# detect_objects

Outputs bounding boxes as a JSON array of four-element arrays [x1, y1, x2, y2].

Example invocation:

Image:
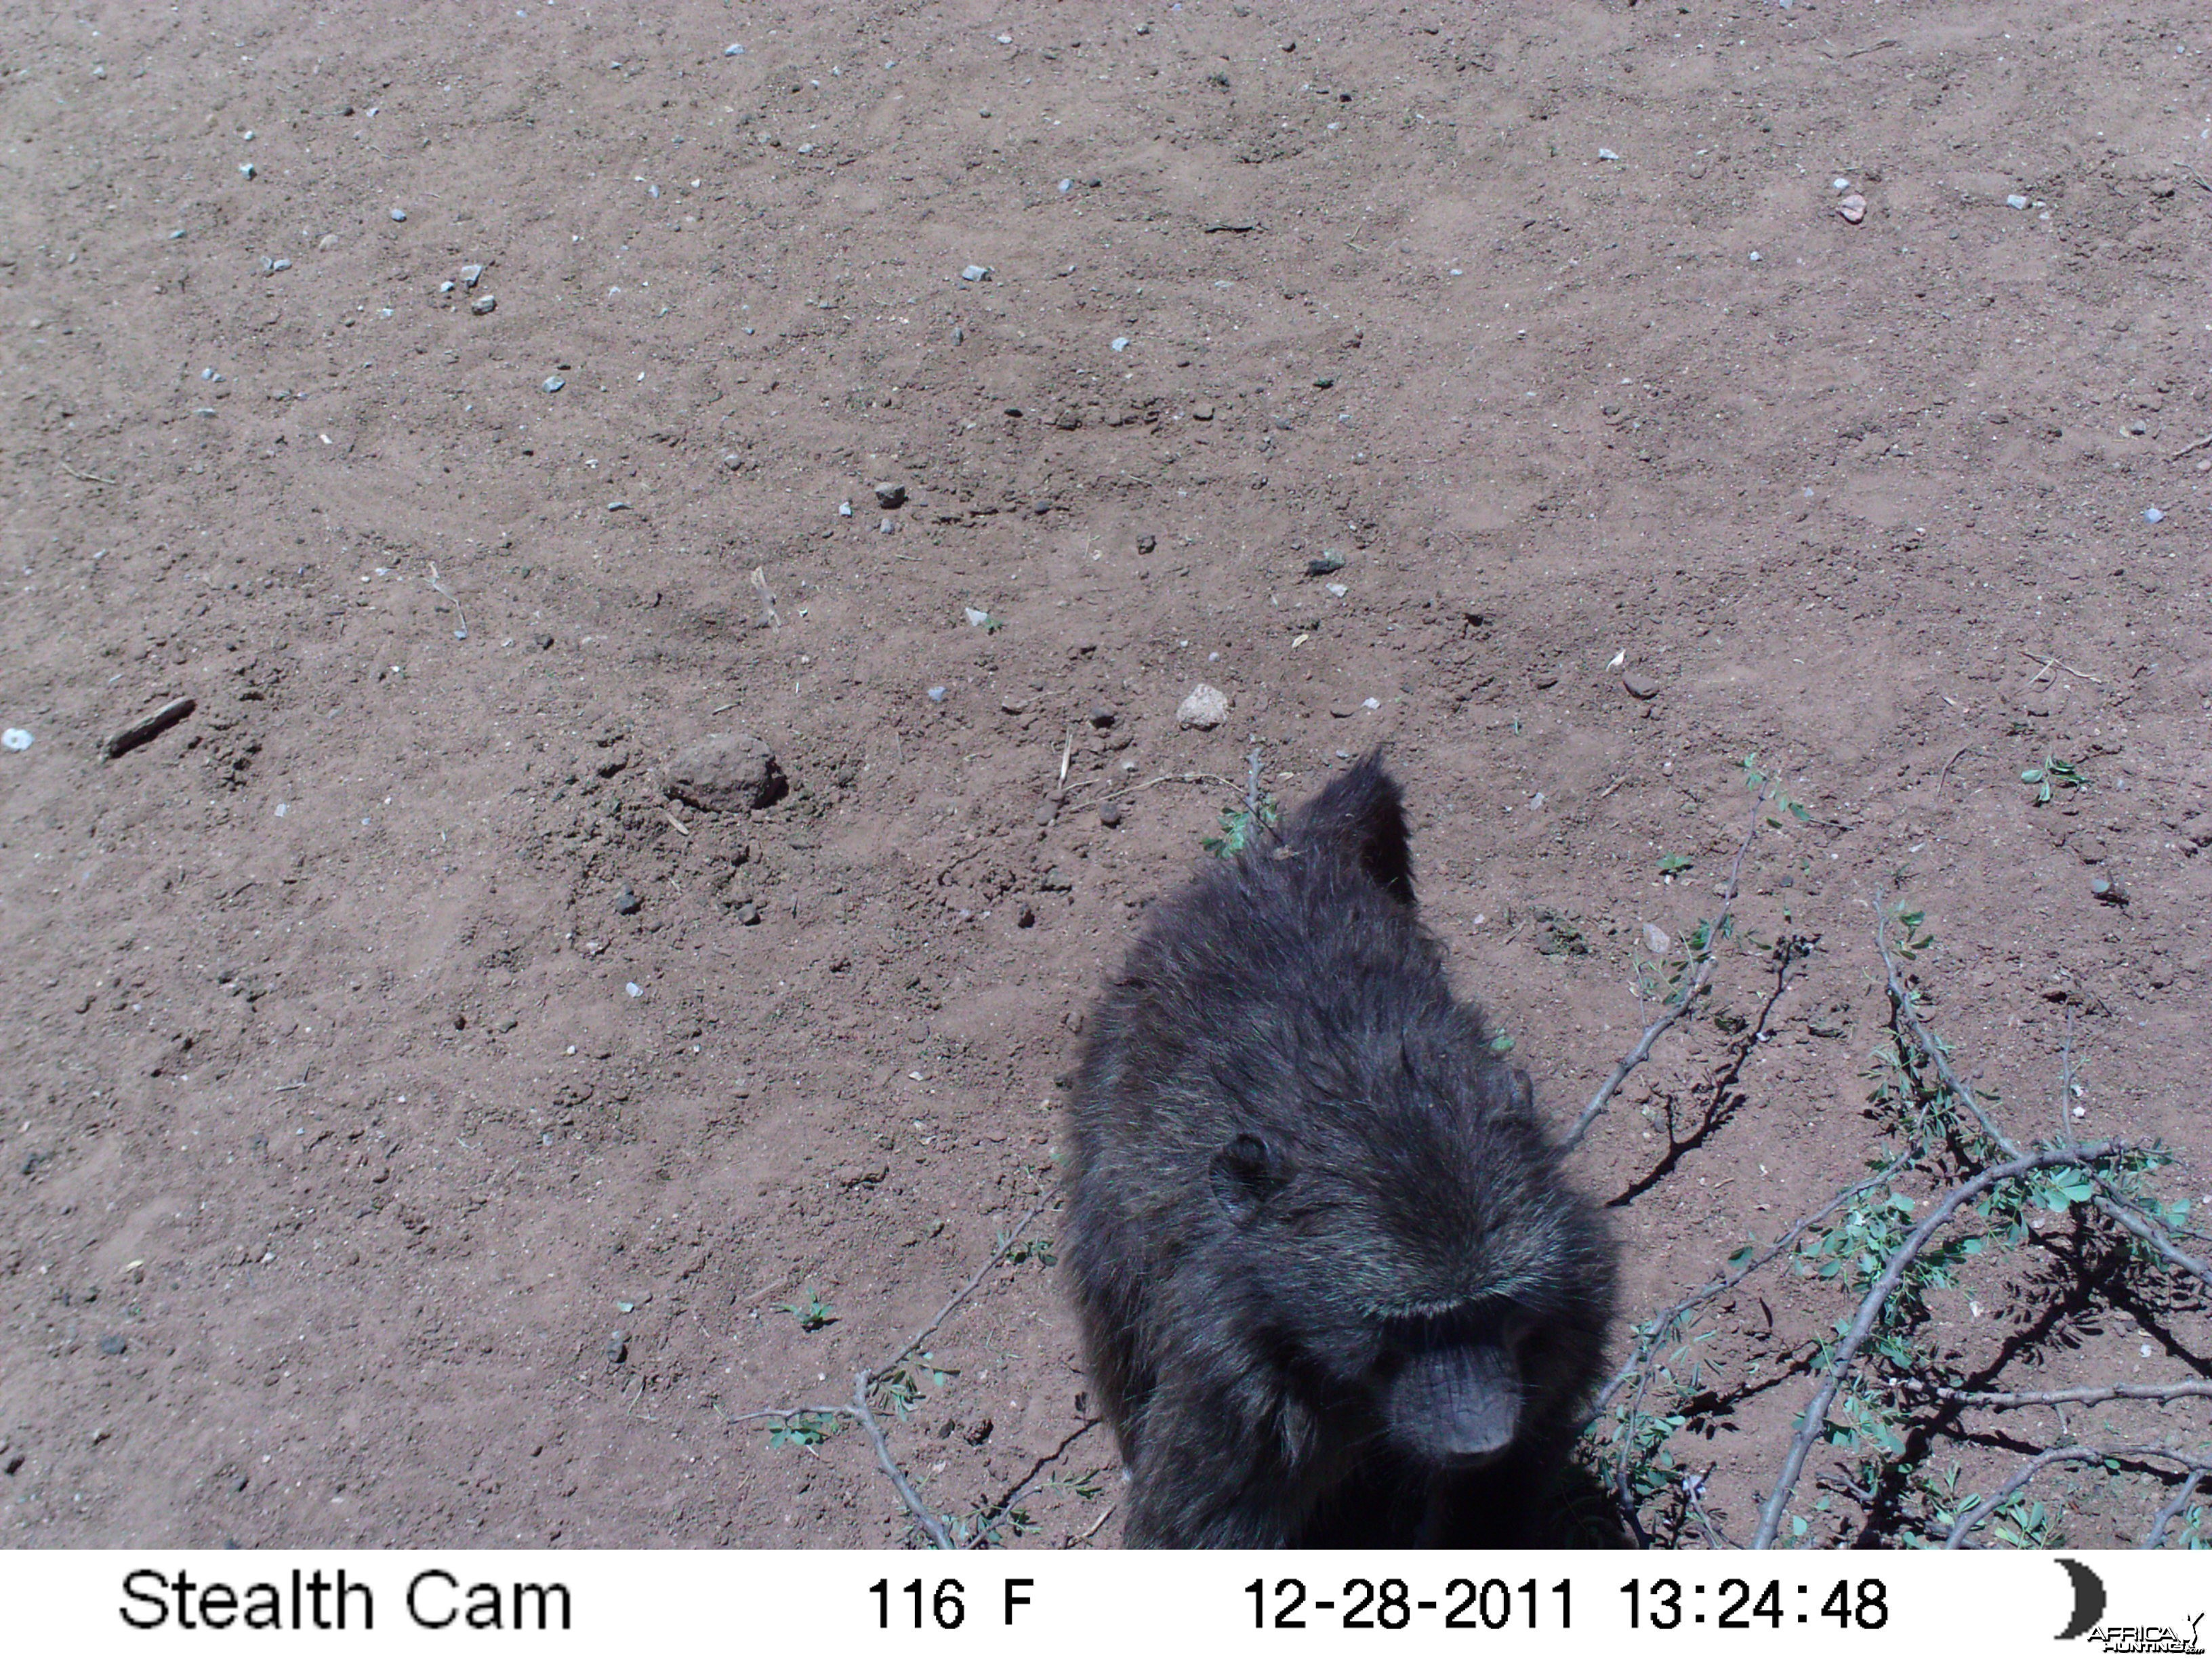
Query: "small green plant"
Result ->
[[1201, 794, 1277, 858], [1741, 753, 1814, 826], [873, 1356, 953, 1419], [998, 1230, 1057, 1268], [2021, 755, 2085, 805], [776, 1288, 837, 1332], [1488, 1031, 1516, 1055], [766, 1409, 846, 1450], [1658, 851, 1694, 878]]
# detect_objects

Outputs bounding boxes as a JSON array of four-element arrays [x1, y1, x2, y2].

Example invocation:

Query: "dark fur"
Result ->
[[1065, 756, 1613, 1548]]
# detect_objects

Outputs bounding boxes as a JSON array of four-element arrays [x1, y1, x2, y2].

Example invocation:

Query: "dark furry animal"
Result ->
[[1065, 756, 1612, 1548]]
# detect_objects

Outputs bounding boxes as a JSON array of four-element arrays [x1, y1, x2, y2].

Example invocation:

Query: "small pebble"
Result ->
[[2143, 507, 2165, 524], [614, 884, 641, 915], [874, 481, 907, 509], [1177, 683, 1229, 730], [238, 162, 255, 179], [470, 294, 496, 314], [1059, 178, 1073, 193], [462, 264, 483, 286], [964, 607, 991, 628], [1099, 802, 1123, 827], [1837, 193, 1866, 224], [2090, 876, 2128, 906], [1, 729, 31, 752], [1643, 923, 1671, 956], [1000, 696, 1029, 715], [961, 264, 991, 282], [542, 376, 565, 393], [607, 1333, 628, 1365], [1534, 671, 1559, 690], [607, 499, 629, 512], [1597, 147, 1620, 161], [724, 43, 745, 56], [1136, 534, 1156, 554], [316, 233, 339, 250], [927, 686, 947, 702], [1313, 375, 1336, 388], [625, 981, 642, 998], [737, 901, 762, 926], [1622, 671, 1661, 700], [390, 208, 408, 222], [2007, 194, 2030, 209], [1111, 336, 1130, 352], [1088, 705, 1118, 729], [99, 1335, 127, 1356], [838, 500, 853, 516]]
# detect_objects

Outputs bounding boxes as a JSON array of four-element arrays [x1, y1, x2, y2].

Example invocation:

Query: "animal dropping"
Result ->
[[1065, 756, 1612, 1547]]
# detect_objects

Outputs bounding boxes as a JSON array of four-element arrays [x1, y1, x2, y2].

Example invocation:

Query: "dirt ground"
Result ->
[[3, 0, 2209, 1550]]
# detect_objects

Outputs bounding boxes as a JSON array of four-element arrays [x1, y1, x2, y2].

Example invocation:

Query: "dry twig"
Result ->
[[1564, 787, 1766, 1153], [1902, 1378, 2212, 1412]]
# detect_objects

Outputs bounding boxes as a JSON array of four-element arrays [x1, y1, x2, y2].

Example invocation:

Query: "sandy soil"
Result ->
[[3, 0, 2209, 1549]]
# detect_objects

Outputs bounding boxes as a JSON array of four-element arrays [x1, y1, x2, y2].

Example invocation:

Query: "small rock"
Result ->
[[1087, 705, 1118, 729], [1136, 534, 1156, 554], [1305, 552, 1347, 577], [98, 1335, 127, 1356], [1837, 193, 1866, 224], [1017, 905, 1037, 928], [2144, 507, 2166, 524], [1111, 336, 1130, 352], [1035, 804, 1056, 826], [2090, 876, 2128, 906], [838, 500, 853, 516], [665, 733, 788, 813], [613, 884, 641, 915], [1597, 147, 1620, 161], [961, 264, 991, 282], [926, 686, 947, 702], [1313, 375, 1336, 388], [1191, 403, 1214, 422], [1643, 923, 1671, 956], [2006, 194, 2030, 210], [625, 981, 642, 998], [964, 607, 991, 628], [1, 729, 31, 752], [723, 42, 745, 56], [2073, 836, 2108, 865], [964, 1417, 995, 1446], [541, 375, 565, 394], [606, 1332, 628, 1366], [1000, 696, 1029, 715], [316, 234, 339, 250], [390, 207, 408, 222], [736, 901, 762, 926], [238, 162, 255, 179], [1177, 683, 1229, 730], [470, 293, 496, 315], [874, 481, 907, 510], [461, 264, 483, 286], [1533, 672, 1559, 690], [1622, 671, 1661, 700], [1099, 802, 1123, 827], [607, 499, 628, 512]]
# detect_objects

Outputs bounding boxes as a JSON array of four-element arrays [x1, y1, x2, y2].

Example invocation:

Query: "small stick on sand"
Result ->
[[104, 697, 196, 759]]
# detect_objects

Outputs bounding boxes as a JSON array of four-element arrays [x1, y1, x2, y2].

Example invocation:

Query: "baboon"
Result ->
[[1065, 756, 1612, 1548]]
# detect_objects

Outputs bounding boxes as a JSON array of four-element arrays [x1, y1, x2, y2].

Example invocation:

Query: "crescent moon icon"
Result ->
[[2055, 1557, 2106, 1642]]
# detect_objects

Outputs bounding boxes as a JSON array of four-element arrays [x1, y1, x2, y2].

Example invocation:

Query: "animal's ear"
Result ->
[[1290, 752, 1414, 904], [1208, 1132, 1294, 1224]]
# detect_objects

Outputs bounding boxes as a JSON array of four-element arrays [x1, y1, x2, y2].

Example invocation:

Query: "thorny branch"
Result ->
[[1940, 1443, 2212, 1549], [1564, 786, 1767, 1153], [1879, 931, 2209, 1290], [1899, 1378, 2212, 1412], [1751, 1145, 2127, 1549]]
